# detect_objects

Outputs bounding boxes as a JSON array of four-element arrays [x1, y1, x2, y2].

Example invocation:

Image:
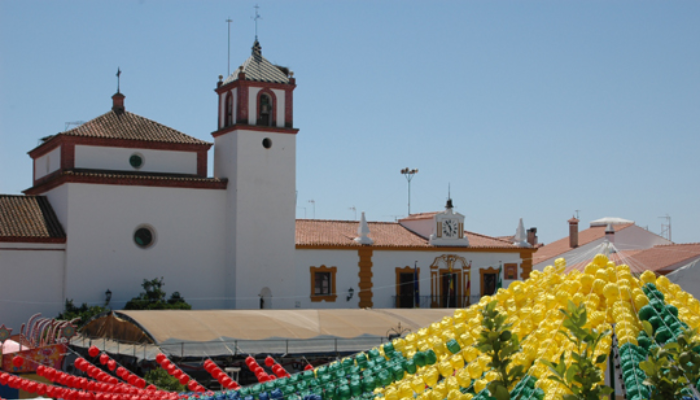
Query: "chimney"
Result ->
[[568, 217, 579, 248], [527, 227, 538, 246], [112, 92, 125, 114], [605, 223, 615, 244]]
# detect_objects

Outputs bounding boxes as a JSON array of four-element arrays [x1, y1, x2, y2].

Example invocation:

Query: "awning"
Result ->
[[75, 308, 456, 359]]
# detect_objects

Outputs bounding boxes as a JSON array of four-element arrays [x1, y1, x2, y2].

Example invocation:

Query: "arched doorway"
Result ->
[[429, 255, 471, 308]]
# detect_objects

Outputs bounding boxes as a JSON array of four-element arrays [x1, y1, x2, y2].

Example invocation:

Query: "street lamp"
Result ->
[[400, 168, 419, 216], [105, 289, 112, 307]]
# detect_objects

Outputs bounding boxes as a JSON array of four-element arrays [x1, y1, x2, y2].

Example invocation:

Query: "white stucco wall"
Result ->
[[219, 88, 238, 129], [0, 242, 66, 331], [215, 128, 297, 310], [60, 183, 227, 311], [34, 146, 61, 180], [44, 184, 69, 230], [74, 145, 198, 175], [248, 87, 261, 125], [272, 89, 285, 128], [398, 219, 432, 238], [295, 248, 526, 310], [294, 249, 361, 309]]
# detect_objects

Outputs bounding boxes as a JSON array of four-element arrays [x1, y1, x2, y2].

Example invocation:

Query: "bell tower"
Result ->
[[213, 40, 298, 310]]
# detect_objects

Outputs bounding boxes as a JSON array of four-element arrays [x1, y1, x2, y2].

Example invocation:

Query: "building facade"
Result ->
[[0, 41, 536, 330]]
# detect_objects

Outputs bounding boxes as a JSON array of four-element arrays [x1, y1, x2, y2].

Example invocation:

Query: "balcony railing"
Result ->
[[390, 295, 482, 309]]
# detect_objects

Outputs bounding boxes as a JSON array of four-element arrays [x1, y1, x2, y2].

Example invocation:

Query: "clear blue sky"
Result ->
[[1, 1, 698, 246]]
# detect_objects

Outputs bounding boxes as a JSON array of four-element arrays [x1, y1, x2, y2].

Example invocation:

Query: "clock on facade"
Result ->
[[442, 219, 459, 238]]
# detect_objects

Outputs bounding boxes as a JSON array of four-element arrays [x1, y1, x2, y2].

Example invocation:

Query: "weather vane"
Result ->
[[252, 5, 262, 41], [116, 67, 121, 93]]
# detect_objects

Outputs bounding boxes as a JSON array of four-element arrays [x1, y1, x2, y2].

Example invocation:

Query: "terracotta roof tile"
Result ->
[[296, 219, 519, 249], [533, 223, 635, 265], [52, 110, 210, 145], [398, 212, 439, 221], [615, 243, 700, 274], [0, 195, 65, 240]]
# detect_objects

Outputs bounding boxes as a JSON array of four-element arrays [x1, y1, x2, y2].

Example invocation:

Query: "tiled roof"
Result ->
[[222, 40, 291, 85], [0, 195, 65, 241], [398, 212, 439, 221], [54, 110, 210, 145], [296, 219, 520, 249], [532, 223, 635, 265], [616, 243, 700, 274]]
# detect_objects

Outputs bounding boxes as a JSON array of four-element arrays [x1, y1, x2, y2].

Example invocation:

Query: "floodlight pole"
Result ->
[[401, 168, 419, 216]]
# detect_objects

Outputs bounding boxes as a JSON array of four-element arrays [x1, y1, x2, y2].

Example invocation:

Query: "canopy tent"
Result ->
[[74, 309, 455, 359], [667, 258, 700, 300]]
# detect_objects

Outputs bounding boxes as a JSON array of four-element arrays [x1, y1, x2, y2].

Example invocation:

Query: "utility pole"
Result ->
[[401, 168, 419, 216]]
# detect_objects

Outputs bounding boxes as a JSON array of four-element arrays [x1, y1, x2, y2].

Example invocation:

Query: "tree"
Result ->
[[540, 301, 613, 400], [639, 322, 700, 399], [56, 299, 108, 327], [475, 300, 526, 400], [144, 368, 185, 392], [124, 277, 191, 310]]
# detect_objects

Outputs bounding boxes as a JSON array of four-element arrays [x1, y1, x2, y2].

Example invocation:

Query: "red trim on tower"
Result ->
[[0, 236, 67, 244], [211, 124, 299, 138], [29, 135, 211, 159], [197, 149, 208, 177], [60, 143, 75, 171], [24, 171, 228, 195], [285, 85, 294, 128], [215, 79, 296, 94], [238, 79, 249, 125]]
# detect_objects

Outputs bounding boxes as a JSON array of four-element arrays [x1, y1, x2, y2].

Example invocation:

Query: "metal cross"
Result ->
[[252, 5, 262, 41], [116, 67, 121, 93]]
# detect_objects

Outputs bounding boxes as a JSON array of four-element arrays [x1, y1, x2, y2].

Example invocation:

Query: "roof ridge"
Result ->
[[58, 109, 211, 145]]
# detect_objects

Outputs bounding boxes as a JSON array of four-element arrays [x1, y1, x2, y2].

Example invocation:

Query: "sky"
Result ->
[[1, 1, 699, 246]]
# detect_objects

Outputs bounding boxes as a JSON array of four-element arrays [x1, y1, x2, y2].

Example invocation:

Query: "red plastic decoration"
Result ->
[[178, 376, 189, 385], [204, 362, 215, 373], [304, 364, 314, 371], [107, 360, 117, 371], [99, 354, 109, 365], [264, 356, 275, 367], [88, 346, 100, 357], [12, 356, 23, 367], [244, 356, 255, 367], [155, 353, 167, 364]]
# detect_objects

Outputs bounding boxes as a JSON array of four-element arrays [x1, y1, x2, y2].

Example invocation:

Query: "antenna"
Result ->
[[252, 5, 262, 41], [226, 18, 233, 76], [659, 214, 671, 242], [308, 200, 315, 219], [64, 121, 85, 131], [575, 210, 580, 220], [448, 183, 451, 200], [349, 206, 357, 220]]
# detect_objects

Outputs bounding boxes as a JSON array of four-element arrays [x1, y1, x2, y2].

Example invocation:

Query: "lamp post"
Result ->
[[105, 289, 112, 308], [400, 168, 419, 216]]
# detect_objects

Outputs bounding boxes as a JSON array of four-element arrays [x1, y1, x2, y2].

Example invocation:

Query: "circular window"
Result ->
[[133, 226, 155, 248], [129, 153, 144, 169], [262, 138, 272, 149]]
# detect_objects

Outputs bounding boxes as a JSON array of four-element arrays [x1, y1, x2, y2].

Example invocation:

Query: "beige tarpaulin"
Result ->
[[77, 309, 456, 358]]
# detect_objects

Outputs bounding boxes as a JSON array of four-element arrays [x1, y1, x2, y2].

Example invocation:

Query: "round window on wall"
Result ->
[[129, 153, 144, 169], [134, 226, 155, 248], [262, 138, 272, 149]]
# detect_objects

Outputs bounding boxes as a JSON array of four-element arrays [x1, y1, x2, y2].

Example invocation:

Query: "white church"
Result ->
[[0, 40, 537, 330]]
